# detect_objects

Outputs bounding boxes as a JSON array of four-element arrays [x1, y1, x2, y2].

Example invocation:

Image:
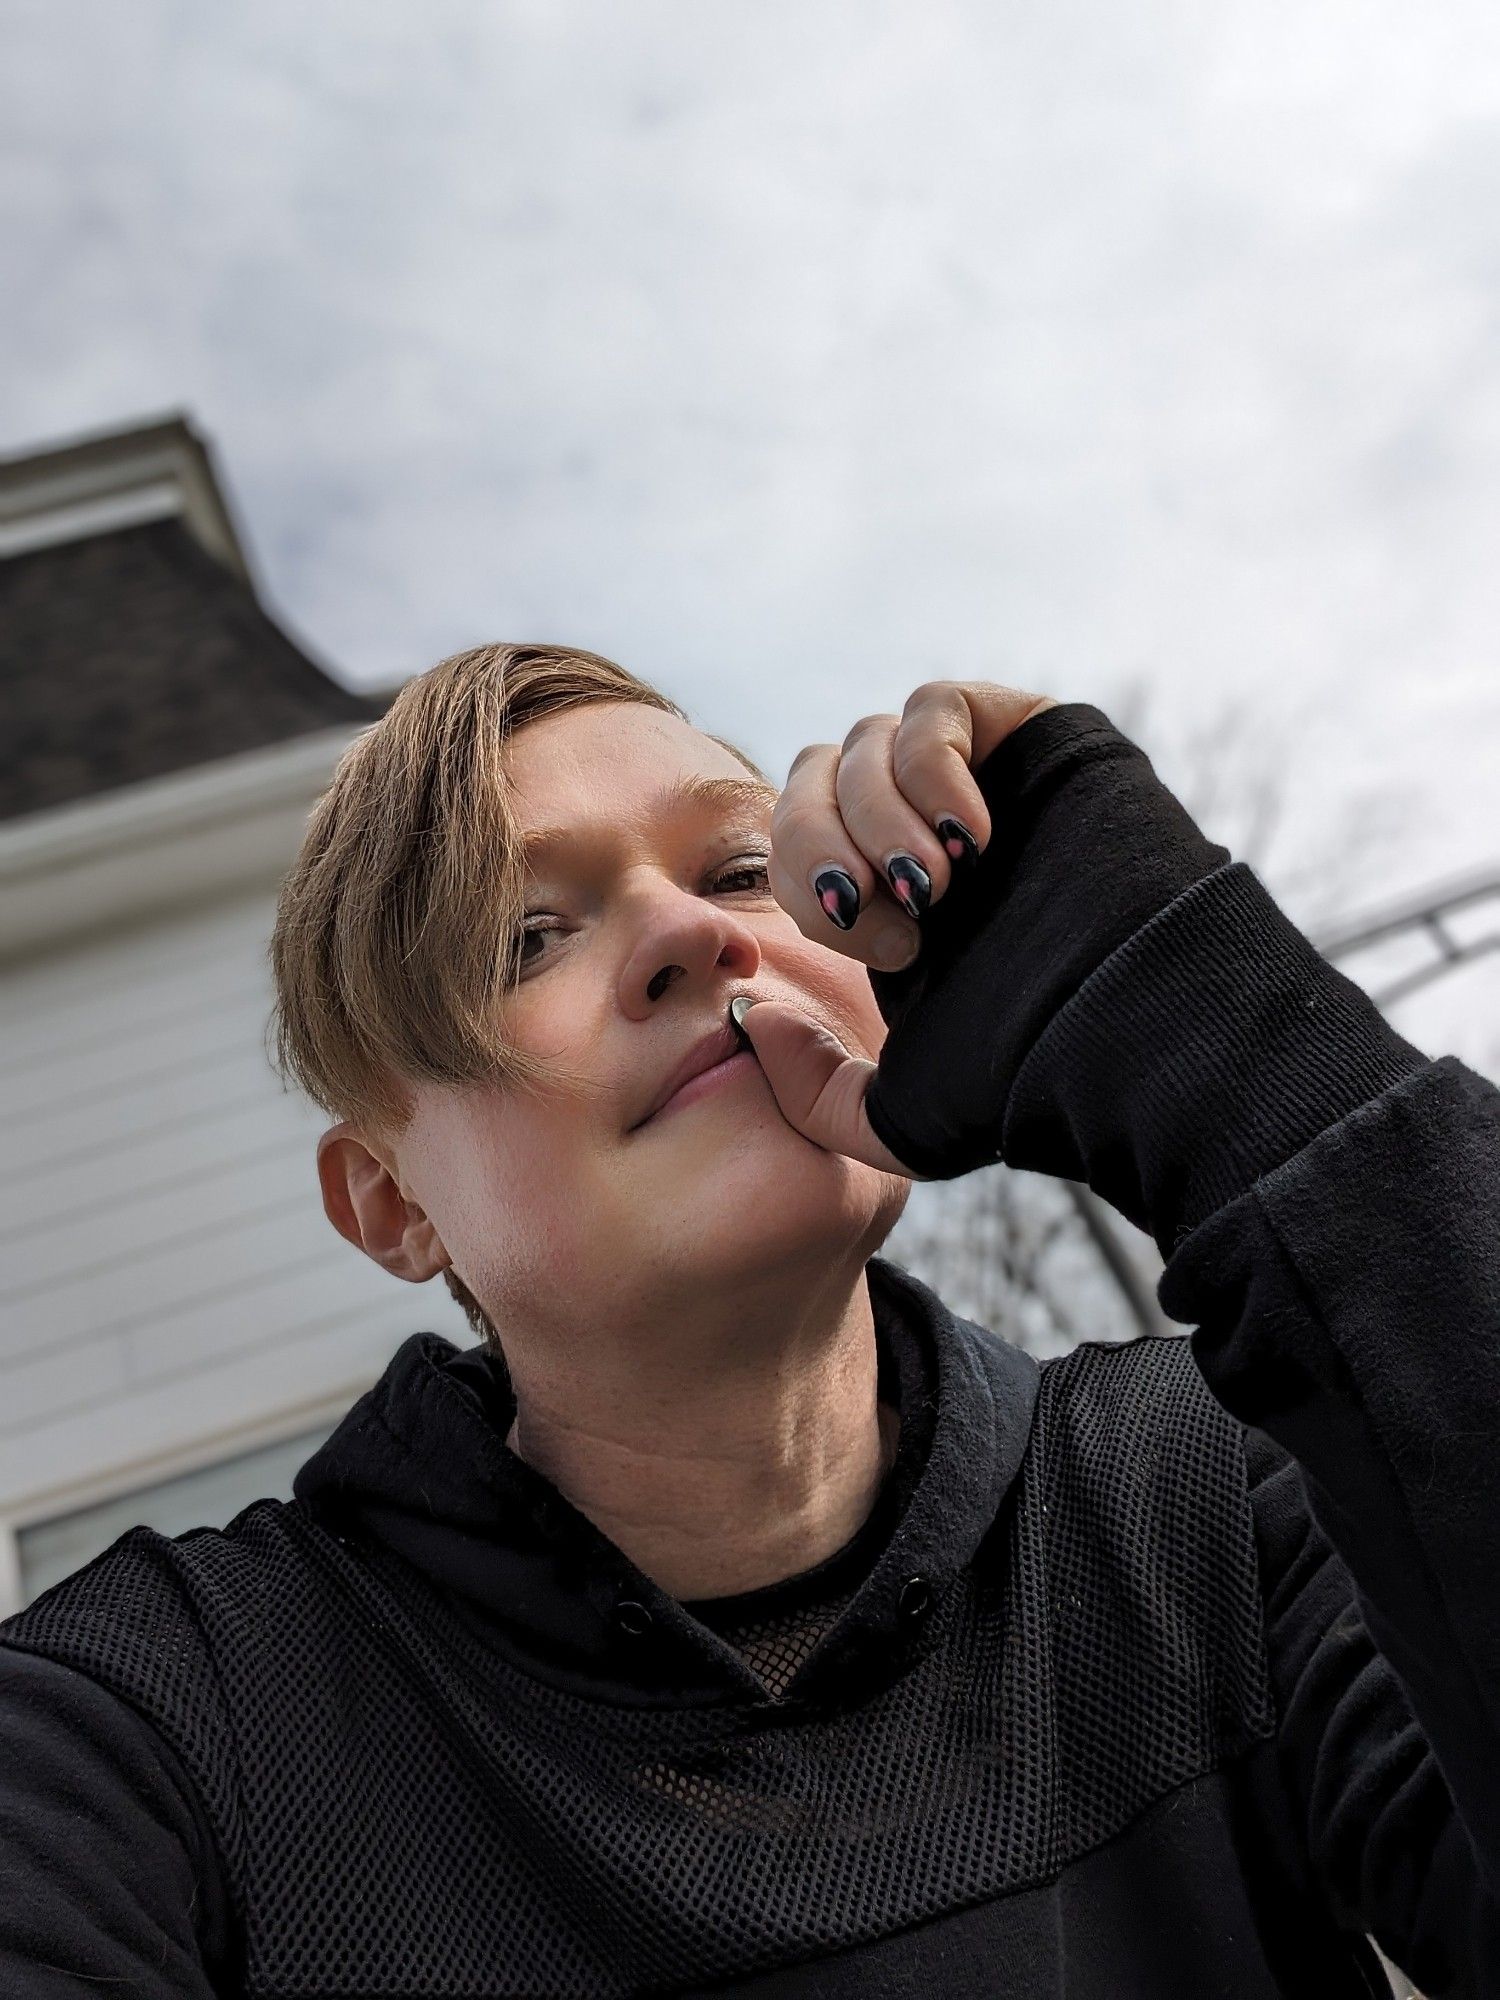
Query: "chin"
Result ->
[[640, 1145, 892, 1265]]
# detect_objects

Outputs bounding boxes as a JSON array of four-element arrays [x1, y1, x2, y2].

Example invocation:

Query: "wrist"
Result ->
[[864, 703, 1228, 1179]]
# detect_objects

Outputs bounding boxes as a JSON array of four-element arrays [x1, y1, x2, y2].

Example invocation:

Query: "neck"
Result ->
[[499, 1266, 898, 1601]]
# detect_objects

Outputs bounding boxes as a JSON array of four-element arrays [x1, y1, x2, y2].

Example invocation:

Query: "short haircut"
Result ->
[[265, 641, 773, 1344]]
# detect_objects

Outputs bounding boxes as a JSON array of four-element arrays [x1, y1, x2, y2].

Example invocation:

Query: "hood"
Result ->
[[291, 1255, 1040, 1711]]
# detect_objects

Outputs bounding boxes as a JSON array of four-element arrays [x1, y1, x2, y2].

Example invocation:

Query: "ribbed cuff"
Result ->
[[863, 702, 1230, 1182], [1000, 862, 1430, 1253]]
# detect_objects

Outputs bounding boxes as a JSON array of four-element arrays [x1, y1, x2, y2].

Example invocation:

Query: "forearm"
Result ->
[[1001, 856, 1429, 1253], [0, 1644, 233, 1995], [864, 700, 1427, 1243], [1169, 1053, 1500, 1880], [872, 702, 1500, 1884], [1246, 1425, 1500, 1997]]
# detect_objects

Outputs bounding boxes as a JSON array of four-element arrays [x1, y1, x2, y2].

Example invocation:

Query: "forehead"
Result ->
[[504, 704, 778, 858]]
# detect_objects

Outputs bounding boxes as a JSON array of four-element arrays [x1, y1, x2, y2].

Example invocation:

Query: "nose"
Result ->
[[620, 876, 764, 1016]]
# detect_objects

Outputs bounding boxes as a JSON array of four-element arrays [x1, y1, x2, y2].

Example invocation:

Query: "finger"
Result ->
[[833, 713, 954, 932], [732, 998, 930, 1179], [770, 740, 923, 973], [929, 679, 1059, 769], [888, 680, 1057, 886], [888, 682, 995, 880]]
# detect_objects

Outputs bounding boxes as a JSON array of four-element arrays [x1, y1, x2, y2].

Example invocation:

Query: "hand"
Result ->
[[734, 680, 1057, 1177]]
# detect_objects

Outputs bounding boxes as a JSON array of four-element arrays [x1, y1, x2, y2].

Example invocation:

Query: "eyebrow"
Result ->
[[520, 774, 782, 862]]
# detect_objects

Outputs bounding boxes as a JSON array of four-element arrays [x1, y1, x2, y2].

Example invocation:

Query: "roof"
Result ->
[[0, 415, 386, 823]]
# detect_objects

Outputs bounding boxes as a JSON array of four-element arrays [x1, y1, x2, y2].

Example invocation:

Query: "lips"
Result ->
[[632, 1021, 745, 1130]]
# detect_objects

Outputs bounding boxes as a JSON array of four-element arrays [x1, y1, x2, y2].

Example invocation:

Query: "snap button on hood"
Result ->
[[291, 1255, 1039, 1710], [898, 1575, 932, 1622]]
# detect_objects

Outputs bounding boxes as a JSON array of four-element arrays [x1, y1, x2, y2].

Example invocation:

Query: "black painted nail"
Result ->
[[886, 853, 931, 918], [813, 866, 861, 931], [936, 817, 979, 868]]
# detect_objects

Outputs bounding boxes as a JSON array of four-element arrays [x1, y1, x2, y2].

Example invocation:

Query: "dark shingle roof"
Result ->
[[1, 516, 385, 822]]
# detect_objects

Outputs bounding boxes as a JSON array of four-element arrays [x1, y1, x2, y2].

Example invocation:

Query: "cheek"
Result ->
[[433, 1109, 593, 1281]]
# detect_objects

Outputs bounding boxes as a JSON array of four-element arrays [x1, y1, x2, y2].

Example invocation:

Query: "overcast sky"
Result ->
[[4, 0, 1499, 1061]]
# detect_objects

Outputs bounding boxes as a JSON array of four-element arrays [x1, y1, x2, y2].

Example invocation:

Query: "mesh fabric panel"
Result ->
[[0, 1334, 1275, 1999], [699, 1593, 855, 1703]]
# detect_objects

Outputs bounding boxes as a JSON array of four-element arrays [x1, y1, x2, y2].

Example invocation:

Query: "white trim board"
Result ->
[[0, 1371, 377, 1621], [0, 726, 368, 962]]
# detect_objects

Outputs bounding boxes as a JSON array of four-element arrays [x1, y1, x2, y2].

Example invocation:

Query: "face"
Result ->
[[321, 701, 911, 1353]]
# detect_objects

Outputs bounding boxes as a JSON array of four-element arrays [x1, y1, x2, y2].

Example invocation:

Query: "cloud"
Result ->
[[3, 0, 1499, 1042]]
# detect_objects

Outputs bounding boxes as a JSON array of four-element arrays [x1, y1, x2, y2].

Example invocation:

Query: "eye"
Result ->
[[712, 858, 773, 894], [513, 853, 773, 970]]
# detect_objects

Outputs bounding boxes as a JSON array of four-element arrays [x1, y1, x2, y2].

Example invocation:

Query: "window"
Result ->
[[15, 1423, 335, 1610]]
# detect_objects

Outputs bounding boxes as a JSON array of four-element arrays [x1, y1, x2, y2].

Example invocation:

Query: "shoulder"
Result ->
[[1033, 1325, 1248, 1485], [0, 1496, 335, 1840], [1022, 1332, 1275, 1761], [1, 1495, 329, 1669], [1027, 1331, 1260, 1598]]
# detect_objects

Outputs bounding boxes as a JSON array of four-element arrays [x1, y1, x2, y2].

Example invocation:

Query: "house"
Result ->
[[0, 414, 473, 1617]]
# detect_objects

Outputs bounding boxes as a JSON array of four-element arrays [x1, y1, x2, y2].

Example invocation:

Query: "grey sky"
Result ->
[[4, 0, 1499, 1058]]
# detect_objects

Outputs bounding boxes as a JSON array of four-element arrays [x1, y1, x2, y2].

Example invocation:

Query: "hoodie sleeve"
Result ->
[[0, 1643, 234, 1996], [1244, 1424, 1500, 1997], [863, 703, 1500, 1990]]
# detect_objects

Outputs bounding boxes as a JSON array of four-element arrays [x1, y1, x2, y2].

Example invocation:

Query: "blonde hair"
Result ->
[[265, 642, 774, 1344]]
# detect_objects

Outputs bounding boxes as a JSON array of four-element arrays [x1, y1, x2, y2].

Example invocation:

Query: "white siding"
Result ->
[[0, 883, 474, 1552]]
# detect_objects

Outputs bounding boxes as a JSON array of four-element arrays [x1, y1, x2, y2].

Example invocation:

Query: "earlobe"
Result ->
[[315, 1124, 451, 1283], [399, 1213, 453, 1284]]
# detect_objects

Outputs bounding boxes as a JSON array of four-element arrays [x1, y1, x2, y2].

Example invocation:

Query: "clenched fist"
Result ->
[[767, 682, 1057, 974], [732, 681, 1058, 1179]]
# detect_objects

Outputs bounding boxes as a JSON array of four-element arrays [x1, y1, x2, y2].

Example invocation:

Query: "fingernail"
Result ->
[[729, 995, 757, 1035], [813, 866, 861, 931], [936, 817, 979, 868], [886, 853, 931, 918], [875, 927, 918, 971]]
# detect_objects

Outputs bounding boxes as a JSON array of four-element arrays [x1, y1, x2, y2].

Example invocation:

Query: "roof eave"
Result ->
[[0, 723, 370, 963], [0, 413, 254, 583]]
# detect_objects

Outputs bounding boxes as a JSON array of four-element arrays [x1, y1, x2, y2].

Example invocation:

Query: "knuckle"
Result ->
[[902, 679, 957, 713], [839, 712, 894, 754], [769, 797, 825, 850], [786, 742, 834, 781], [890, 730, 951, 787], [836, 756, 880, 836], [987, 681, 1049, 720]]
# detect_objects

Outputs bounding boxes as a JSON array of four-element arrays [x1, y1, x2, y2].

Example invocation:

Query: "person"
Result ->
[[1, 640, 1494, 1997]]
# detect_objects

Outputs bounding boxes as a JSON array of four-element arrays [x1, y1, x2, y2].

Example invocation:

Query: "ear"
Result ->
[[316, 1122, 452, 1284]]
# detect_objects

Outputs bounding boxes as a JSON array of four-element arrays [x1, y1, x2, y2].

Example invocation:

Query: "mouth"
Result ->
[[631, 1047, 759, 1130], [632, 1024, 764, 1136]]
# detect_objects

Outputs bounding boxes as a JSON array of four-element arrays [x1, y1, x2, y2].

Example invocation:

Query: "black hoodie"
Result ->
[[2, 705, 1497, 1998]]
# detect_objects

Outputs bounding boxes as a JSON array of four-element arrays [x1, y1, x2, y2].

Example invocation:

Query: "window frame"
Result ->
[[0, 1381, 373, 1619]]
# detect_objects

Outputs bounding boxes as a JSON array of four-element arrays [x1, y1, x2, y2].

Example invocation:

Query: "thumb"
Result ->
[[731, 998, 923, 1179]]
